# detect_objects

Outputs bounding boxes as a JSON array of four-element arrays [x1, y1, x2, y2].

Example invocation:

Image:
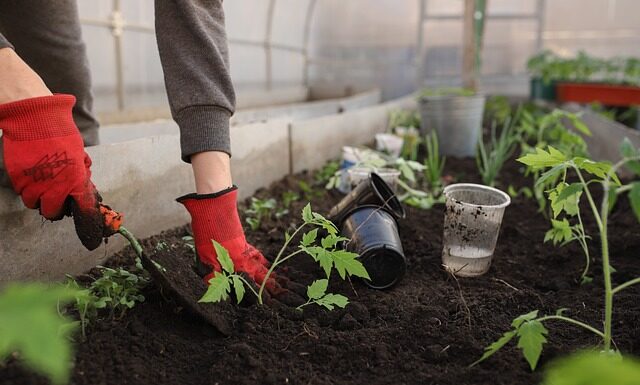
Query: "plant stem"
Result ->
[[612, 277, 640, 295], [235, 275, 261, 299], [600, 181, 613, 351], [537, 315, 604, 338], [257, 224, 307, 304], [575, 209, 591, 280], [118, 227, 143, 258]]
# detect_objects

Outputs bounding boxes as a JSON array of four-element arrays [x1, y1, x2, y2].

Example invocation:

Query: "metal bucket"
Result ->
[[418, 94, 486, 157]]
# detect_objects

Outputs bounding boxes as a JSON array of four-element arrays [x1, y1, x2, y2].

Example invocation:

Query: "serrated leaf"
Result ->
[[331, 250, 370, 280], [212, 240, 234, 273], [629, 182, 640, 223], [575, 158, 621, 185], [518, 147, 567, 169], [302, 203, 313, 222], [470, 330, 517, 367], [231, 275, 245, 304], [556, 183, 583, 203], [516, 320, 548, 370], [307, 279, 328, 300], [303, 246, 334, 277], [301, 229, 318, 247], [316, 293, 349, 310], [199, 272, 231, 303], [512, 310, 539, 328], [536, 164, 566, 187]]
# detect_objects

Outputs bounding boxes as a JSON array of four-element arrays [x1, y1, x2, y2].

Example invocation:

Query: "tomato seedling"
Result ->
[[200, 203, 370, 307], [473, 139, 640, 370]]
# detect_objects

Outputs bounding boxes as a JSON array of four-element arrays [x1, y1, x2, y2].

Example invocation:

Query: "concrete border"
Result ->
[[0, 93, 412, 282]]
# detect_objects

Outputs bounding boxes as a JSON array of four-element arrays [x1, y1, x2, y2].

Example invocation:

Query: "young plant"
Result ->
[[90, 264, 149, 319], [423, 130, 446, 195], [245, 197, 277, 230], [0, 283, 81, 385], [60, 276, 102, 339], [542, 351, 640, 385], [315, 160, 340, 187], [473, 140, 640, 370], [476, 112, 520, 187], [282, 191, 300, 209], [388, 109, 420, 130], [200, 204, 370, 306]]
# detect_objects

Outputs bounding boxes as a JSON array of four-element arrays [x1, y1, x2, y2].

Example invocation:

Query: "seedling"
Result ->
[[423, 130, 446, 196], [477, 111, 520, 187], [542, 351, 640, 385], [484, 95, 512, 125], [282, 191, 300, 209], [0, 283, 81, 385], [315, 160, 340, 186], [296, 279, 348, 311], [200, 204, 370, 306], [60, 277, 101, 339], [245, 197, 277, 230], [388, 109, 420, 130], [90, 264, 149, 319], [473, 140, 640, 370]]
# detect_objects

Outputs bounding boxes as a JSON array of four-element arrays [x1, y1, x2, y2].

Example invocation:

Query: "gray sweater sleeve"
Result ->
[[154, 0, 236, 162]]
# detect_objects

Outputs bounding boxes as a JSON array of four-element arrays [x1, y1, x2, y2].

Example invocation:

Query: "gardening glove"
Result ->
[[0, 94, 107, 250], [177, 187, 283, 294]]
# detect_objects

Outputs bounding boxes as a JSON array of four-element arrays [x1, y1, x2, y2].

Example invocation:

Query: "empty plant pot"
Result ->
[[341, 206, 406, 289], [418, 94, 486, 157], [441, 183, 510, 277], [328, 172, 405, 226], [375, 133, 404, 157], [348, 167, 401, 191]]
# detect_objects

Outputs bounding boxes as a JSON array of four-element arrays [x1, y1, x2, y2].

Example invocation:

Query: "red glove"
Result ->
[[177, 187, 275, 287], [0, 94, 106, 250]]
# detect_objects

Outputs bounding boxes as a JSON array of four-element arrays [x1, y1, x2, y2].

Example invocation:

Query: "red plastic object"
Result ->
[[556, 82, 640, 107]]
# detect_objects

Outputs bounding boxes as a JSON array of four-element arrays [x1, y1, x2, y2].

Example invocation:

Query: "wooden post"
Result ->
[[462, 0, 487, 91], [462, 0, 477, 90]]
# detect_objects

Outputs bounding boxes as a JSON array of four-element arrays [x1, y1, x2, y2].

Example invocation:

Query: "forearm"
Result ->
[[0, 48, 52, 105], [154, 0, 236, 162]]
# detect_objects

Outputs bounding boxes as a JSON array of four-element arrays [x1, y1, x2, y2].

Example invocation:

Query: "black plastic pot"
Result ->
[[328, 172, 405, 226], [341, 206, 406, 290]]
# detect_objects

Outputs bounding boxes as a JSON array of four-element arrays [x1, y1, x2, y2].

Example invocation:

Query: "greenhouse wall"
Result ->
[[76, 0, 640, 117]]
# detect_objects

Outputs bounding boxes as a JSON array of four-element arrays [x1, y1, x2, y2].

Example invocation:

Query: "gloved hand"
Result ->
[[0, 94, 106, 250], [177, 187, 281, 292]]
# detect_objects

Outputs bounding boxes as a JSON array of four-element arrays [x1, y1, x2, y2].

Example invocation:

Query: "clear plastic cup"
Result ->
[[375, 133, 404, 157], [441, 183, 511, 277], [348, 167, 401, 191]]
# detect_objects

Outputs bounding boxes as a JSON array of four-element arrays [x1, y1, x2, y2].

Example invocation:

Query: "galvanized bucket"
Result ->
[[418, 94, 486, 157]]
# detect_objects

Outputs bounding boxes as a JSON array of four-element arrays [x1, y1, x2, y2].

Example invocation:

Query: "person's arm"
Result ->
[[155, 1, 281, 290], [155, 0, 235, 193]]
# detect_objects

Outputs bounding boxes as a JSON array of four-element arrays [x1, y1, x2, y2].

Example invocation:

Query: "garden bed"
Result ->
[[3, 156, 640, 385]]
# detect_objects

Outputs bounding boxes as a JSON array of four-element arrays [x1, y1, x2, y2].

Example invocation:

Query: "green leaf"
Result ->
[[536, 164, 566, 187], [231, 275, 245, 304], [545, 219, 573, 245], [307, 279, 328, 300], [542, 351, 640, 385], [548, 184, 581, 218], [608, 184, 619, 213], [517, 320, 548, 370], [302, 246, 334, 277], [628, 182, 640, 223], [575, 158, 621, 185], [556, 183, 583, 203], [212, 240, 234, 273], [518, 146, 567, 169], [331, 250, 370, 280], [512, 310, 539, 328], [302, 203, 313, 223], [470, 330, 517, 367], [566, 114, 591, 136], [315, 293, 349, 310], [199, 272, 231, 303], [320, 234, 348, 249], [301, 229, 318, 247], [620, 138, 640, 175], [0, 284, 79, 385]]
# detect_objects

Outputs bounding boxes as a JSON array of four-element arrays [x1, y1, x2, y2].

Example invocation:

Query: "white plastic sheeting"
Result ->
[[73, 0, 640, 113]]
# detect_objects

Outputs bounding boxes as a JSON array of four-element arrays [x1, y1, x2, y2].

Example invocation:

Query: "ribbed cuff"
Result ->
[[0, 94, 77, 141], [175, 105, 232, 163]]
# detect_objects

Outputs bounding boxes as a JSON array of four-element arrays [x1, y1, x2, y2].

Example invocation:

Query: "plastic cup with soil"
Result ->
[[375, 133, 404, 157], [341, 205, 406, 289], [348, 167, 400, 191], [328, 172, 405, 226], [441, 183, 510, 277]]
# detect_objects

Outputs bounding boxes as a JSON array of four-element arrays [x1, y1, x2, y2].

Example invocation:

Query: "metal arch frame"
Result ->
[[80, 0, 319, 112]]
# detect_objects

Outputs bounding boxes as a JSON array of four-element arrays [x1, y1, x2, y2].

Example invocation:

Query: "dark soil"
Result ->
[[3, 157, 640, 385]]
